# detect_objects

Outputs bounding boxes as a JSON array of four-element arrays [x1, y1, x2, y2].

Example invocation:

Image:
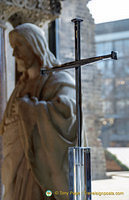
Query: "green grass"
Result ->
[[105, 149, 129, 171]]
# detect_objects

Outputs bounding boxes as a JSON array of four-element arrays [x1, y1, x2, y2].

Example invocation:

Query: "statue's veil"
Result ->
[[9, 23, 60, 69]]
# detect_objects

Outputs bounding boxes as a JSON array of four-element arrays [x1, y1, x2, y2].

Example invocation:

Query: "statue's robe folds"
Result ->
[[0, 71, 77, 200]]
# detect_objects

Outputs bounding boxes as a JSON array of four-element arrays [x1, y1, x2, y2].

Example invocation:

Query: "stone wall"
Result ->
[[59, 0, 106, 180], [5, 22, 15, 100]]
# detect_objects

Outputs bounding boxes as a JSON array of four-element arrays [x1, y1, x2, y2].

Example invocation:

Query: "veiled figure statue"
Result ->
[[0, 23, 77, 200]]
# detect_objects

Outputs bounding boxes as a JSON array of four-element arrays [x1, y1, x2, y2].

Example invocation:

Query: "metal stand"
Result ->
[[68, 147, 91, 200], [68, 19, 91, 200], [40, 18, 117, 200]]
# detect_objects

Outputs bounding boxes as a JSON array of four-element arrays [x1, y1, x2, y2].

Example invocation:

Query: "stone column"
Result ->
[[0, 22, 7, 200]]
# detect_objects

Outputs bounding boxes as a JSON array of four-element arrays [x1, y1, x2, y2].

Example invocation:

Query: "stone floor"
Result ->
[[92, 171, 129, 200]]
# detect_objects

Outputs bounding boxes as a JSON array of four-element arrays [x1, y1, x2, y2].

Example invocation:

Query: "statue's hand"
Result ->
[[20, 95, 38, 104], [11, 94, 38, 115], [20, 94, 32, 104]]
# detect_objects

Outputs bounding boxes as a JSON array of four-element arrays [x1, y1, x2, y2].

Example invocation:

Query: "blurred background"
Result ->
[[88, 1, 129, 199]]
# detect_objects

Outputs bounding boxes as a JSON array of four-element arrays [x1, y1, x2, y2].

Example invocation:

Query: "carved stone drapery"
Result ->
[[0, 0, 62, 27]]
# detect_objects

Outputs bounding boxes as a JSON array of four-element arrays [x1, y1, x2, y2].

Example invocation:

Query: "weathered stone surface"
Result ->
[[0, 0, 62, 27]]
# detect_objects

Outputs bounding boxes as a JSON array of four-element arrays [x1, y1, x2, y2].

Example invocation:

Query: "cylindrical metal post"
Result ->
[[72, 18, 83, 147]]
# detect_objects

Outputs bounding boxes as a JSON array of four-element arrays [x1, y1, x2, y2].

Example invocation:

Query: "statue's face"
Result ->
[[9, 31, 39, 72]]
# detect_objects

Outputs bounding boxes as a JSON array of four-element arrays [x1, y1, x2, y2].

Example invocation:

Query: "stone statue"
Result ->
[[0, 23, 77, 200]]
